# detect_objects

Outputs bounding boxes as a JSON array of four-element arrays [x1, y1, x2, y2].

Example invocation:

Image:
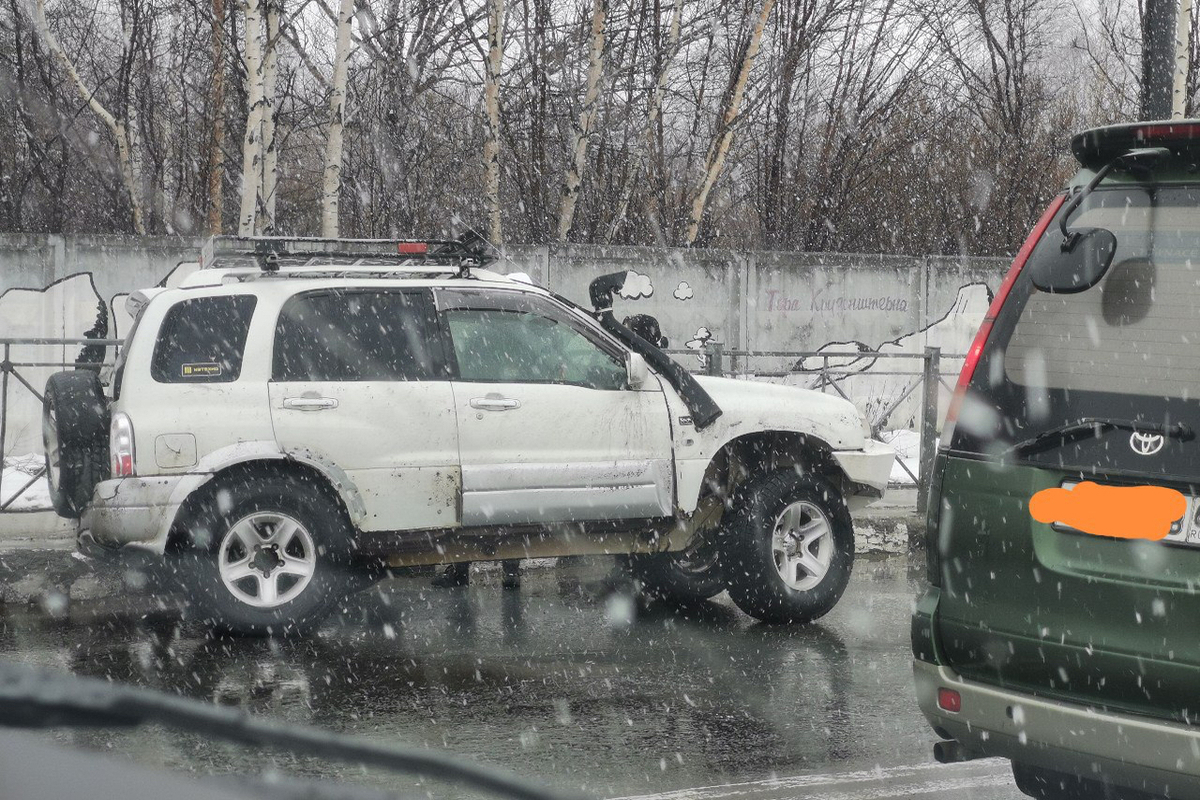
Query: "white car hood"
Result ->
[[691, 375, 866, 450]]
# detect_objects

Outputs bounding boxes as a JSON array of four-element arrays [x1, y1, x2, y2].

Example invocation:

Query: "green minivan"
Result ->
[[913, 120, 1200, 800]]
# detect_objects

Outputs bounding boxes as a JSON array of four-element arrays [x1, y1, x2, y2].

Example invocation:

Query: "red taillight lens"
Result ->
[[937, 687, 962, 713], [398, 242, 428, 254], [110, 412, 136, 478], [940, 193, 1067, 448]]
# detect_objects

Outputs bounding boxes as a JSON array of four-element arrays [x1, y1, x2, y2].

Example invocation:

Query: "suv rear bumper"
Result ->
[[80, 476, 192, 553], [914, 659, 1200, 797]]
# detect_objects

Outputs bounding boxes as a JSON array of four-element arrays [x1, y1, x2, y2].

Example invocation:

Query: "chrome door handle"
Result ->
[[282, 397, 339, 411], [470, 396, 521, 411]]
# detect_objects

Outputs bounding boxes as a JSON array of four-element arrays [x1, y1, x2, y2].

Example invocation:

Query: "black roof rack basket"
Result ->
[[199, 233, 497, 274]]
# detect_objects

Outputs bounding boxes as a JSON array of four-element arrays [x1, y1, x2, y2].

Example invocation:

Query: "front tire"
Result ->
[[177, 473, 355, 636], [721, 471, 854, 624]]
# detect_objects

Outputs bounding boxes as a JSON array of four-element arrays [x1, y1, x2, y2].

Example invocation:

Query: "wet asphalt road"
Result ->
[[0, 554, 1024, 800]]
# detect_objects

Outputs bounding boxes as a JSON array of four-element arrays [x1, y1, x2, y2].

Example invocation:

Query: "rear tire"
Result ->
[[42, 370, 109, 518], [1011, 762, 1161, 800], [176, 472, 356, 636], [720, 471, 854, 624], [632, 540, 725, 603]]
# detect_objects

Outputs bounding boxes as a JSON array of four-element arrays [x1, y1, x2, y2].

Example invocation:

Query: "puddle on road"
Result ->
[[0, 555, 928, 799]]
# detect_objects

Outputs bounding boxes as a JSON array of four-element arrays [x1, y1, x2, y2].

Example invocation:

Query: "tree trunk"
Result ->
[[206, 0, 227, 234], [483, 0, 505, 244], [238, 0, 266, 236], [685, 0, 776, 246], [32, 0, 146, 234], [1142, 0, 1177, 119], [556, 0, 607, 242], [1174, 0, 1194, 117], [320, 0, 355, 238], [260, 0, 281, 232], [641, 0, 683, 244]]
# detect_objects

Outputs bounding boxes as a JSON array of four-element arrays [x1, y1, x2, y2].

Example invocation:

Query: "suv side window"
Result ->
[[440, 292, 626, 390], [151, 295, 257, 383], [273, 290, 440, 381]]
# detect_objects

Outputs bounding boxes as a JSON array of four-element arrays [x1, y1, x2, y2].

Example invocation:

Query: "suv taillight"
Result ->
[[110, 412, 136, 477], [939, 193, 1067, 450]]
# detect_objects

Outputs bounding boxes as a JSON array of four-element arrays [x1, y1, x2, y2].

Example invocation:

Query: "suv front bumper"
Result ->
[[914, 659, 1200, 797], [80, 476, 194, 553]]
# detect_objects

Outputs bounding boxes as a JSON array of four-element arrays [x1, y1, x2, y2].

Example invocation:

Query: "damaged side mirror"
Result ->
[[626, 352, 649, 390]]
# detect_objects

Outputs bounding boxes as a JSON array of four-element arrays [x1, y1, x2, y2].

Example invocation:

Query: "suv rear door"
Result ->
[[437, 288, 674, 527], [935, 184, 1200, 722], [268, 288, 460, 532]]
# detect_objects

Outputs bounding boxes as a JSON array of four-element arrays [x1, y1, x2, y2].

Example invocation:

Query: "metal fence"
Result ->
[[687, 342, 962, 511], [1, 337, 958, 515], [0, 337, 121, 512]]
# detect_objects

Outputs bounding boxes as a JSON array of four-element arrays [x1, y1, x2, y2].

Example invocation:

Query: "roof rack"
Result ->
[[199, 232, 496, 277]]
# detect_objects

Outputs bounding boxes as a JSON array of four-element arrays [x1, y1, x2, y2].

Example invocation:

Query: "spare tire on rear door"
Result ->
[[42, 370, 109, 519]]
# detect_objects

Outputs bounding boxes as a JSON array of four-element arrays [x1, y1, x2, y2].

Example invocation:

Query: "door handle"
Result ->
[[470, 396, 521, 411], [282, 397, 339, 411]]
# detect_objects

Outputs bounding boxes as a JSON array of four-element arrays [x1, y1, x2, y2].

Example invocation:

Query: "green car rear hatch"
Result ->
[[931, 122, 1200, 724]]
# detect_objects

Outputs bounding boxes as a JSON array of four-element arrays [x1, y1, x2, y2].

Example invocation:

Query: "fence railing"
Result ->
[[675, 342, 963, 512], [0, 338, 121, 512], [1, 337, 959, 515]]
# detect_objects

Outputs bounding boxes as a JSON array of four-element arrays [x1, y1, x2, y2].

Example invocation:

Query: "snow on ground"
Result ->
[[879, 429, 920, 485], [1, 454, 52, 510]]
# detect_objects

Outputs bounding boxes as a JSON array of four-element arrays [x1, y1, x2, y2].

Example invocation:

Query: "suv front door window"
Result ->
[[446, 307, 627, 390], [438, 289, 674, 527]]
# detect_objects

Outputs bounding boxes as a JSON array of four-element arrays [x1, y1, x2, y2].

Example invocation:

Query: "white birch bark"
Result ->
[[32, 0, 146, 234], [685, 0, 775, 245], [483, 0, 505, 244], [556, 0, 607, 242], [1174, 0, 1194, 117], [238, 0, 266, 236], [260, 0, 281, 231], [319, 0, 355, 238]]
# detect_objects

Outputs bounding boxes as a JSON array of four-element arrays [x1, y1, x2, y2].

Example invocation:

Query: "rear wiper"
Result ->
[[1004, 417, 1194, 457], [0, 660, 573, 800]]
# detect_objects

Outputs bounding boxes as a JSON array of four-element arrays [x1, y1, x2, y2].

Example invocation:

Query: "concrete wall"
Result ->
[[0, 234, 1008, 457]]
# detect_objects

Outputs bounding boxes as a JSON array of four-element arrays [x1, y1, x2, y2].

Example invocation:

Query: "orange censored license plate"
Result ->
[[1030, 481, 1188, 541]]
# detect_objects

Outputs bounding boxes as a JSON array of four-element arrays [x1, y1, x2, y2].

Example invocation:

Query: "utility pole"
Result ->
[[1174, 0, 1194, 117], [1143, 0, 1179, 119]]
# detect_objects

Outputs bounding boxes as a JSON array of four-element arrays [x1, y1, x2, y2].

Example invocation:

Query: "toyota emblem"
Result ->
[[1130, 432, 1166, 456]]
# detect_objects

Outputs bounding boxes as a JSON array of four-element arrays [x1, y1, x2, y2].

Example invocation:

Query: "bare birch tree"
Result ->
[[319, 0, 354, 237], [483, 0, 505, 244], [260, 0, 282, 232], [31, 0, 146, 233], [238, 0, 266, 236], [685, 0, 775, 245], [556, 0, 608, 242]]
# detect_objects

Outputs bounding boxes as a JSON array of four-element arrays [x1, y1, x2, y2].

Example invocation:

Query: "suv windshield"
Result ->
[[953, 185, 1200, 477]]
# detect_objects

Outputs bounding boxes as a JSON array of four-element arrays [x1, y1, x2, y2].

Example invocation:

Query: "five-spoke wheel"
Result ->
[[178, 471, 355, 636]]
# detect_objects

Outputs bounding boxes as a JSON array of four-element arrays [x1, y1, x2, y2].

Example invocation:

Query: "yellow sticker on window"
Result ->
[[181, 362, 222, 377]]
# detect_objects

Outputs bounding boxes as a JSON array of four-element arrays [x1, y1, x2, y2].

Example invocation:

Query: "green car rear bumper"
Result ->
[[914, 658, 1200, 797]]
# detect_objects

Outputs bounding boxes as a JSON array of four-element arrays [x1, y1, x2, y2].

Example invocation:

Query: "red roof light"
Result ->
[[398, 242, 428, 255]]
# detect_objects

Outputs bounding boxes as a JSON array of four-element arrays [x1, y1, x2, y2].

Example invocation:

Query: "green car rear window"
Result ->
[[954, 186, 1200, 476]]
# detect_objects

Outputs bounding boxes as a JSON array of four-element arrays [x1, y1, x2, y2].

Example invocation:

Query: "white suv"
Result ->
[[42, 237, 893, 635]]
